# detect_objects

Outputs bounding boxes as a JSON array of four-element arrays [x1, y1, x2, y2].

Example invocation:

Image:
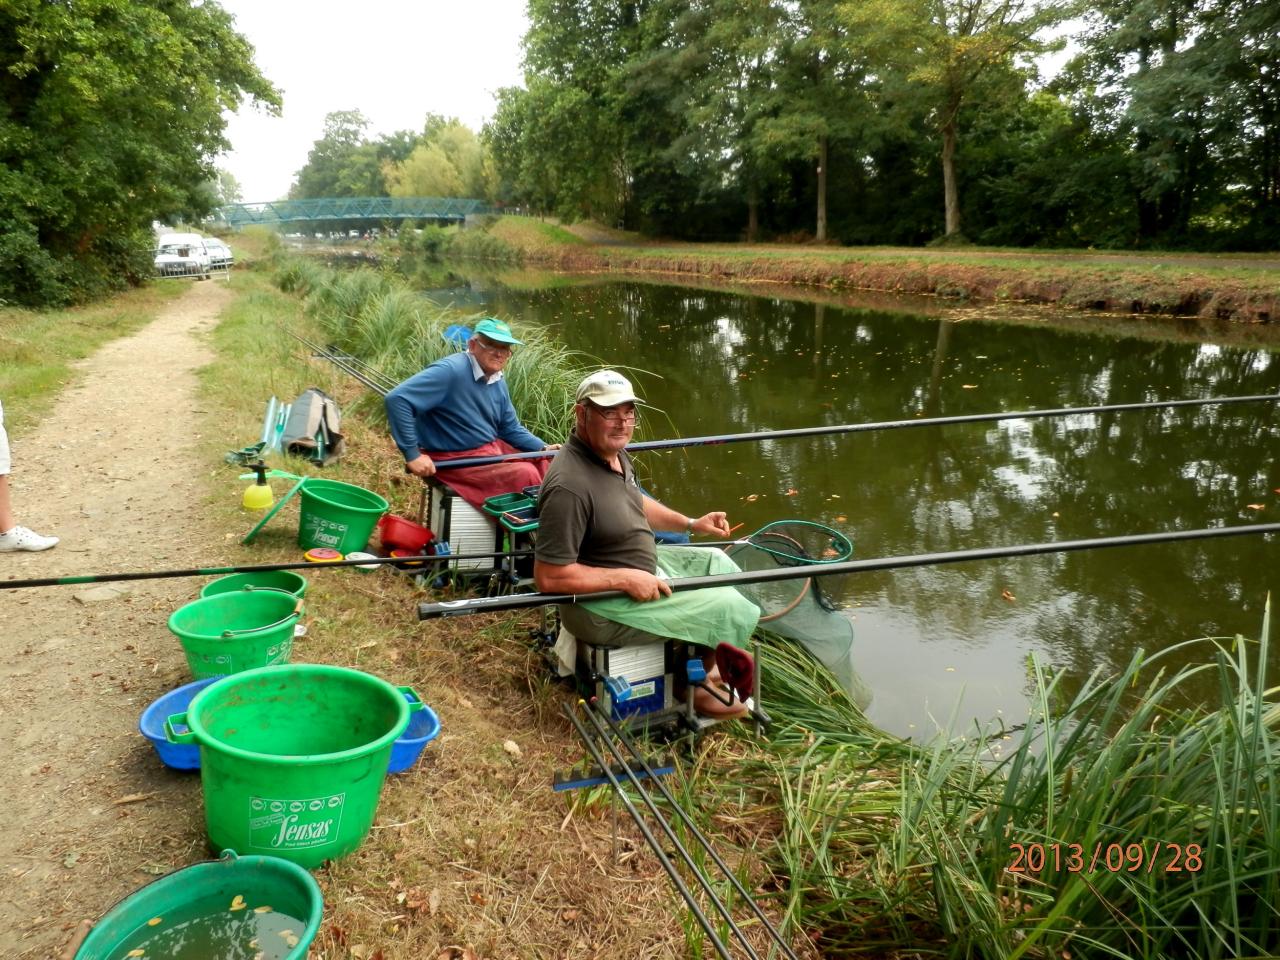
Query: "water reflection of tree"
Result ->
[[500, 281, 1280, 718]]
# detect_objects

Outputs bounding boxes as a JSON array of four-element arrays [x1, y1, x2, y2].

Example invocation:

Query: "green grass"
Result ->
[[387, 216, 1279, 321], [708, 618, 1280, 959]]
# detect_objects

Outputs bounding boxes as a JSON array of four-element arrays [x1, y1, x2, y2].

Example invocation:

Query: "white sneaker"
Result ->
[[0, 526, 59, 552]]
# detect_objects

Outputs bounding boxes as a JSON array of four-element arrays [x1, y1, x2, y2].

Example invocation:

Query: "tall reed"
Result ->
[[717, 613, 1280, 959], [281, 260, 593, 443]]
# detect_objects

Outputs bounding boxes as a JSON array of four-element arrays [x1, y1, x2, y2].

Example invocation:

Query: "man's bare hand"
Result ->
[[406, 453, 436, 478], [691, 512, 731, 538], [543, 443, 562, 451], [618, 568, 673, 602]]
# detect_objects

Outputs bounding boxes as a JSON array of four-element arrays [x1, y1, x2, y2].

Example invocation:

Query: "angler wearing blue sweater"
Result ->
[[385, 318, 558, 508]]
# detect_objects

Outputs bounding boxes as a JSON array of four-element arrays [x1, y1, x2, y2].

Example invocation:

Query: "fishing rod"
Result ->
[[0, 548, 529, 591], [0, 537, 754, 592], [295, 334, 396, 394], [562, 703, 737, 960], [590, 706, 802, 959], [418, 522, 1280, 618], [429, 392, 1280, 470]]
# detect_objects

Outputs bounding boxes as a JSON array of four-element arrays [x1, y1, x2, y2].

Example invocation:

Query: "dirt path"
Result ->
[[0, 280, 232, 958]]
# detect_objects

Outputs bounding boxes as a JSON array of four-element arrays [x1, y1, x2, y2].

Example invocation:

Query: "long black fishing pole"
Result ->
[[418, 522, 1280, 618], [0, 548, 527, 591], [0, 539, 749, 592], [586, 705, 802, 960], [296, 335, 396, 394], [430, 392, 1280, 470], [572, 702, 764, 959], [562, 703, 737, 960]]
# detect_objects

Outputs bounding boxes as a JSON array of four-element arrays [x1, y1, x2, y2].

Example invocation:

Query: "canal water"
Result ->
[[431, 272, 1280, 740]]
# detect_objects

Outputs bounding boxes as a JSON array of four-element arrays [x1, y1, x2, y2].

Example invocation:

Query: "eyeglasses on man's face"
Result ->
[[475, 337, 513, 356], [587, 403, 639, 425]]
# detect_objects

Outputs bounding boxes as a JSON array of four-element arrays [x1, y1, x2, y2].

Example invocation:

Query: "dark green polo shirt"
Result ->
[[535, 431, 657, 573]]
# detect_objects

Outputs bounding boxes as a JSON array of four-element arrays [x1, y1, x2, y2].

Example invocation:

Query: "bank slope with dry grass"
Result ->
[[442, 217, 1280, 324]]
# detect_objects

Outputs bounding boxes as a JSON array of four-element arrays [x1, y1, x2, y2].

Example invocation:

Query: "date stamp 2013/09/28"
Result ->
[[1008, 842, 1203, 875]]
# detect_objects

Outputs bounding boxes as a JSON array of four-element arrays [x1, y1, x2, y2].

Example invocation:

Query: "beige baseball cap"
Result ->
[[576, 369, 640, 407]]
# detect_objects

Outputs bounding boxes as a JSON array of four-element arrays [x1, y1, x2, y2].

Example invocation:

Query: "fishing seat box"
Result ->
[[423, 478, 501, 574]]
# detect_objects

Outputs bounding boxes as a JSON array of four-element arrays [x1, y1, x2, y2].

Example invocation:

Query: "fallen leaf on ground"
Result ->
[[785, 489, 798, 496], [744, 494, 759, 502], [562, 909, 581, 922], [1246, 504, 1265, 510], [835, 515, 847, 522], [114, 793, 153, 805], [1001, 589, 1016, 602], [962, 384, 978, 389]]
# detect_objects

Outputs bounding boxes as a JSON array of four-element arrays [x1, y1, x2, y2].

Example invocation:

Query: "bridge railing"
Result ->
[[212, 197, 493, 227]]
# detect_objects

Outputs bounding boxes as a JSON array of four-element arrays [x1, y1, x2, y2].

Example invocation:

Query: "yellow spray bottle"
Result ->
[[242, 461, 275, 511]]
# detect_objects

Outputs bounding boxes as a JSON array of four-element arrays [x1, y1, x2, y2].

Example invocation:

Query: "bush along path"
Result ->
[[0, 281, 231, 957]]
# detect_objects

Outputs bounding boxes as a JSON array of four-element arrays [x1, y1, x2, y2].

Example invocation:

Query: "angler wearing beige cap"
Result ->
[[534, 370, 758, 718]]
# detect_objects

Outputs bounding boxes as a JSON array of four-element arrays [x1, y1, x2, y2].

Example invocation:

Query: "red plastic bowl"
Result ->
[[378, 513, 434, 553]]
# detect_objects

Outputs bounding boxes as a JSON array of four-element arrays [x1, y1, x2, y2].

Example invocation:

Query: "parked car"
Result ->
[[203, 237, 234, 270], [154, 232, 211, 279]]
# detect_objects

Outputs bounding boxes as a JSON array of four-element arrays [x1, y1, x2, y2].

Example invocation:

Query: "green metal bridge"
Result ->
[[212, 196, 491, 229]]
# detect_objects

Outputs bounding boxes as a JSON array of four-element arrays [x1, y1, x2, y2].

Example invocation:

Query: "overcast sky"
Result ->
[[217, 0, 530, 203]]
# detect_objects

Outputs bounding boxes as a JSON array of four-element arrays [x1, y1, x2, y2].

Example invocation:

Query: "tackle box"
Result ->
[[482, 492, 539, 533]]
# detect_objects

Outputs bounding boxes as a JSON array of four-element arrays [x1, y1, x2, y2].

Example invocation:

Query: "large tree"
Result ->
[[0, 0, 279, 305], [839, 0, 1070, 238]]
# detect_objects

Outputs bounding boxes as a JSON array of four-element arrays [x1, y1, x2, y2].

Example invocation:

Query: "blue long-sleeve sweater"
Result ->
[[384, 353, 545, 460]]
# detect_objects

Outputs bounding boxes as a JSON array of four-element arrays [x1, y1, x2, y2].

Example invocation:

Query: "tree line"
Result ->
[[0, 0, 278, 307], [483, 0, 1280, 250]]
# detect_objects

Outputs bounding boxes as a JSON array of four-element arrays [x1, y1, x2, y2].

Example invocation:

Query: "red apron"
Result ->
[[425, 440, 550, 510]]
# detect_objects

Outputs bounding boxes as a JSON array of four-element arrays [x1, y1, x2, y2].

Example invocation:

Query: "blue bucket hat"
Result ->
[[473, 317, 523, 345]]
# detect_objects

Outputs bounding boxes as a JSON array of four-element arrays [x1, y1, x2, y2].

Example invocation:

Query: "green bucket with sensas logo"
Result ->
[[165, 664, 421, 869], [168, 590, 302, 680], [296, 478, 387, 554]]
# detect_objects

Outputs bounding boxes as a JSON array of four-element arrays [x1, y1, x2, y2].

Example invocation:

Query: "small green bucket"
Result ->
[[165, 664, 422, 869], [168, 590, 302, 680], [200, 569, 308, 600], [297, 478, 388, 554], [74, 849, 322, 959]]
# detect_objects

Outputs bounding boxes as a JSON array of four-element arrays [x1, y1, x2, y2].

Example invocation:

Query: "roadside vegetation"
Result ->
[[392, 216, 1280, 323]]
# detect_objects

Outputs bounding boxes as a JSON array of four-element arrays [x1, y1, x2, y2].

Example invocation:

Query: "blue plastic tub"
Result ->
[[139, 677, 219, 769], [387, 694, 440, 774]]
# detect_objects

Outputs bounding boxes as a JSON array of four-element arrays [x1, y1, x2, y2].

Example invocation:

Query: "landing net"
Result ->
[[725, 521, 869, 706]]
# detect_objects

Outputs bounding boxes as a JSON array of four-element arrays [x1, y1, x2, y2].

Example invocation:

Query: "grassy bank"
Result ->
[[225, 243, 1280, 958], [188, 248, 738, 957], [411, 217, 1280, 324]]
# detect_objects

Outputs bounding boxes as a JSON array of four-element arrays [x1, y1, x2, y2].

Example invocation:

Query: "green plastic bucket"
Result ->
[[200, 569, 308, 600], [165, 664, 422, 868], [297, 478, 388, 553], [74, 849, 322, 959], [168, 590, 302, 680]]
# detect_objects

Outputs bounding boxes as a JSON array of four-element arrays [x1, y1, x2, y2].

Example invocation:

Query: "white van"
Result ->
[[154, 232, 212, 279]]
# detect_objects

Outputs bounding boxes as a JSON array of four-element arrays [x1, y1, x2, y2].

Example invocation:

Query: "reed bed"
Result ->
[[273, 258, 595, 443], [715, 616, 1280, 959]]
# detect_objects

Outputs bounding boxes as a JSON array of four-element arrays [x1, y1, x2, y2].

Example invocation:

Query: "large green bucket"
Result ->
[[168, 590, 302, 680], [165, 664, 422, 868], [200, 569, 308, 600], [296, 478, 388, 553], [74, 849, 322, 959]]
